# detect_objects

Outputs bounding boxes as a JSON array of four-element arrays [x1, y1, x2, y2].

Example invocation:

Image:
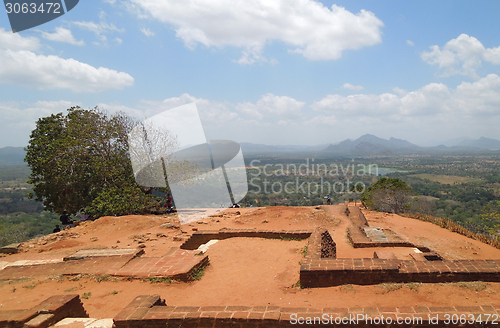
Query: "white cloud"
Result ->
[[0, 27, 133, 92], [37, 27, 85, 46], [454, 73, 500, 115], [305, 115, 337, 126], [0, 28, 40, 51], [0, 100, 79, 147], [393, 87, 408, 96], [342, 83, 364, 91], [44, 80, 500, 148], [421, 34, 500, 79], [311, 93, 397, 116], [406, 40, 414, 47], [73, 11, 124, 44], [312, 75, 500, 119], [141, 28, 155, 37], [236, 93, 305, 119], [126, 0, 383, 64], [0, 50, 134, 92]]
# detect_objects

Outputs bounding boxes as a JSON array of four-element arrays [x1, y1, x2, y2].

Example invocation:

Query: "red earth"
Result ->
[[1, 205, 500, 318]]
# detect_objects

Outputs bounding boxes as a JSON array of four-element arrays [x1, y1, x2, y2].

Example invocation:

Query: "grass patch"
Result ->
[[454, 281, 489, 292], [22, 280, 41, 289], [82, 292, 91, 299], [406, 282, 422, 292], [345, 228, 353, 247], [110, 290, 119, 295], [148, 277, 172, 284], [94, 274, 114, 283], [340, 284, 354, 292], [300, 245, 308, 257], [64, 287, 77, 293], [280, 236, 302, 241], [190, 263, 209, 281], [48, 274, 64, 282], [69, 274, 84, 281], [378, 283, 403, 294], [291, 280, 301, 289], [0, 277, 32, 287]]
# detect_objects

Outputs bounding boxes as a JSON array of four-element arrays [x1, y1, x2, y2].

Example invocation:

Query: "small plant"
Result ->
[[23, 281, 41, 289], [300, 245, 308, 257], [190, 263, 209, 281], [82, 292, 92, 299], [69, 274, 84, 281], [345, 228, 353, 247], [378, 283, 403, 294], [110, 290, 119, 295], [148, 277, 172, 284], [406, 282, 421, 292], [340, 284, 354, 292], [94, 274, 112, 283], [291, 280, 301, 289], [454, 281, 489, 292], [65, 287, 77, 293], [49, 274, 64, 282], [280, 236, 301, 241]]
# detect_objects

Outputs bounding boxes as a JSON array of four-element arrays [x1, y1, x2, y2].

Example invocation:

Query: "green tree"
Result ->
[[25, 107, 162, 217], [361, 177, 413, 214], [481, 201, 500, 224]]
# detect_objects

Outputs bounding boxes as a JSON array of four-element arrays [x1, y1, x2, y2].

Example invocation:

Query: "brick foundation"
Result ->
[[301, 257, 500, 288], [0, 295, 87, 328], [112, 295, 500, 327], [180, 229, 312, 250]]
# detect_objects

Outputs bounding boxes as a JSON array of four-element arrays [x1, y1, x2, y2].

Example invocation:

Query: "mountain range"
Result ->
[[323, 134, 420, 155], [0, 147, 26, 166], [240, 135, 500, 155], [1, 135, 499, 165]]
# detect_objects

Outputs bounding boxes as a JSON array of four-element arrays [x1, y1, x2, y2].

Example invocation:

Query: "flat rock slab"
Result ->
[[109, 249, 208, 281], [373, 250, 398, 259], [64, 248, 143, 261], [0, 243, 21, 254], [364, 227, 388, 242], [0, 259, 63, 271], [54, 317, 114, 327]]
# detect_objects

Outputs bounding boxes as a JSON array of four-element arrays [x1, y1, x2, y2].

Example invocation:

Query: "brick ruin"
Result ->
[[3, 205, 500, 327]]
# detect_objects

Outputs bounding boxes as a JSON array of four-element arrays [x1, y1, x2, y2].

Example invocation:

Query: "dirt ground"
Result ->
[[2, 205, 500, 318]]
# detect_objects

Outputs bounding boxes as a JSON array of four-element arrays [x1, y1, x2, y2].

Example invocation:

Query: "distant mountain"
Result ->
[[458, 137, 500, 150], [323, 134, 420, 155], [441, 137, 472, 148], [0, 147, 26, 166], [240, 142, 329, 154]]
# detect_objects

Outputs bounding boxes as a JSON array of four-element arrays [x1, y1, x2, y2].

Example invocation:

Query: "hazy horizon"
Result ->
[[1, 133, 497, 150]]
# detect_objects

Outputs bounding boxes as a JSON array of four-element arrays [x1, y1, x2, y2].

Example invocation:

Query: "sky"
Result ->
[[1, 0, 500, 148]]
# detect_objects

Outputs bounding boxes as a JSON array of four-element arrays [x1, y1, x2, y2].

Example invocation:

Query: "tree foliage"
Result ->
[[361, 177, 413, 214], [24, 107, 162, 217], [481, 201, 500, 224]]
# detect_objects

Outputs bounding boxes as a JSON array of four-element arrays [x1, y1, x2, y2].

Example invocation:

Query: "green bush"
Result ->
[[84, 184, 162, 218]]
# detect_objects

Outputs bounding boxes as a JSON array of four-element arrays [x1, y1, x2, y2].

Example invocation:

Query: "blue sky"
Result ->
[[1, 0, 500, 147]]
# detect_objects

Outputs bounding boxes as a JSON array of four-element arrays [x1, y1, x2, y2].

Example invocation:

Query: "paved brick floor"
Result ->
[[0, 248, 207, 281], [109, 249, 208, 279]]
